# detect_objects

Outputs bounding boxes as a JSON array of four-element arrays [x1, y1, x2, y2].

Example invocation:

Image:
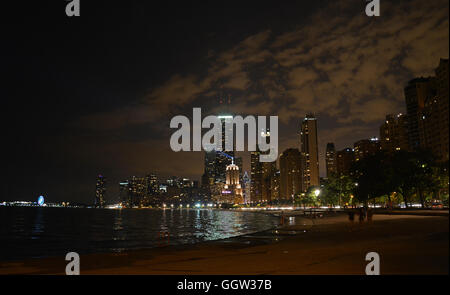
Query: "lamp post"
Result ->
[[314, 189, 320, 208]]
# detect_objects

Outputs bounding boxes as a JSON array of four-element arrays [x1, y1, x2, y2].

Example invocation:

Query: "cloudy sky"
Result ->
[[3, 0, 449, 203]]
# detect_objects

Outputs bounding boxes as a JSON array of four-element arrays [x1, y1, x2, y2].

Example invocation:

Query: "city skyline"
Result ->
[[94, 60, 449, 207], [3, 57, 448, 205], [1, 0, 448, 278], [4, 0, 449, 203]]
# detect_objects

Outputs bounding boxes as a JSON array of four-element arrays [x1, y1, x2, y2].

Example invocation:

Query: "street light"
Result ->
[[314, 189, 321, 197]]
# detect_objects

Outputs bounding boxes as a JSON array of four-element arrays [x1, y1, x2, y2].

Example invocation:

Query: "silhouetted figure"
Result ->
[[358, 208, 365, 223], [348, 210, 355, 222], [348, 210, 355, 231], [367, 208, 373, 223]]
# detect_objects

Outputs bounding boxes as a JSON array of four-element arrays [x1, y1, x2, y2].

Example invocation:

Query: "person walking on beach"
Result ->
[[348, 210, 355, 222], [367, 207, 373, 224], [358, 207, 365, 224], [348, 210, 355, 231]]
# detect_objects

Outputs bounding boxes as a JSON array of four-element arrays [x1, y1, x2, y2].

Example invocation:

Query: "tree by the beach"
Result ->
[[319, 176, 348, 207], [331, 174, 357, 207], [352, 151, 395, 205], [350, 150, 446, 208], [294, 187, 320, 208]]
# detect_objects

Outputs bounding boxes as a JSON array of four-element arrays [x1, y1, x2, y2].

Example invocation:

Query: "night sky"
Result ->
[[3, 0, 449, 203]]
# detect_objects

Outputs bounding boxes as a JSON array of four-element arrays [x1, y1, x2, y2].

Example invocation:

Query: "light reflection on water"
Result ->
[[0, 207, 278, 261]]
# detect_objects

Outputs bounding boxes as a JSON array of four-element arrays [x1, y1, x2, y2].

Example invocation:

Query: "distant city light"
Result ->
[[37, 195, 45, 206]]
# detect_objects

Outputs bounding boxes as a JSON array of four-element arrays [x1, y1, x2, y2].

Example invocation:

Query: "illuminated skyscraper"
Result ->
[[119, 180, 130, 208], [336, 148, 354, 176], [250, 128, 274, 203], [215, 115, 235, 183], [95, 174, 106, 208], [325, 143, 337, 178], [202, 116, 235, 186], [271, 170, 280, 202], [146, 173, 159, 194], [234, 156, 243, 180], [222, 162, 243, 204], [203, 143, 217, 188], [250, 150, 262, 203], [300, 114, 320, 191], [128, 176, 147, 207], [379, 114, 409, 152], [279, 148, 302, 201], [354, 138, 380, 162], [242, 171, 251, 204], [261, 160, 277, 203]]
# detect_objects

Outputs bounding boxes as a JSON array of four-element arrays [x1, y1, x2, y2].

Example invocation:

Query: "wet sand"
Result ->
[[0, 214, 448, 275]]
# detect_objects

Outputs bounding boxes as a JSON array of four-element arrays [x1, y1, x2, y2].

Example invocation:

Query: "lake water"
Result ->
[[0, 207, 279, 261]]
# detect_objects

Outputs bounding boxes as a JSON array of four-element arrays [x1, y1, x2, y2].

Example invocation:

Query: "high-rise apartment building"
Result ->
[[300, 114, 320, 190], [261, 161, 277, 203], [95, 174, 106, 208], [250, 129, 274, 204], [119, 180, 130, 208], [250, 150, 262, 203], [404, 59, 449, 162], [336, 148, 354, 176], [271, 170, 280, 202], [242, 171, 251, 204], [354, 138, 381, 162], [128, 176, 148, 207], [379, 114, 409, 152], [325, 143, 337, 178], [418, 59, 449, 162], [435, 58, 449, 162], [279, 148, 302, 201], [404, 77, 436, 151]]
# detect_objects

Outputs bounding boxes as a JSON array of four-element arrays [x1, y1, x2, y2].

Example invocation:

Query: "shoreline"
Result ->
[[0, 213, 447, 274]]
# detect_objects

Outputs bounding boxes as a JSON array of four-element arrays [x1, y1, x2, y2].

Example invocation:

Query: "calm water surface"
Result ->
[[0, 207, 278, 261]]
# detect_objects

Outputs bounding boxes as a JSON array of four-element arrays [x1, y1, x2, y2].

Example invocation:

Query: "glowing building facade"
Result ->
[[222, 162, 243, 204]]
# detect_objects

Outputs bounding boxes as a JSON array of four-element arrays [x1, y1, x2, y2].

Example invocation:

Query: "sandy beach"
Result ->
[[0, 213, 448, 275]]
